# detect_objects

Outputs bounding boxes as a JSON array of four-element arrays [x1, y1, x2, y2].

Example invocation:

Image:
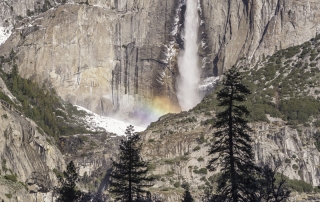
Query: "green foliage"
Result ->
[[147, 164, 156, 171], [78, 135, 89, 142], [0, 91, 13, 105], [2, 159, 7, 172], [280, 97, 320, 124], [27, 9, 34, 16], [252, 166, 291, 201], [292, 164, 299, 170], [193, 146, 200, 151], [110, 125, 154, 201], [19, 181, 28, 190], [193, 168, 207, 175], [89, 141, 97, 147], [244, 47, 320, 124], [55, 161, 82, 202], [208, 67, 257, 201], [5, 193, 12, 198], [177, 117, 197, 124], [165, 171, 174, 177], [197, 168, 207, 175], [239, 37, 320, 125], [282, 46, 301, 59], [148, 138, 155, 142], [16, 15, 23, 21], [314, 132, 320, 152], [192, 92, 219, 113], [164, 159, 174, 165], [149, 174, 161, 181], [201, 118, 216, 125], [161, 187, 170, 191], [197, 157, 204, 162], [179, 156, 189, 161], [163, 155, 189, 164], [42, 0, 52, 12], [0, 60, 91, 139], [53, 168, 64, 179], [207, 68, 290, 201], [278, 174, 313, 193], [4, 174, 17, 182], [174, 182, 180, 188], [314, 120, 320, 127]]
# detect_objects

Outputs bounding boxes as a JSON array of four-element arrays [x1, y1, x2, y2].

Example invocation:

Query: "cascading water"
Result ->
[[177, 0, 201, 111]]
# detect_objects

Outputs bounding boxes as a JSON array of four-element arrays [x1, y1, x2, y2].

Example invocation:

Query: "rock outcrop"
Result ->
[[201, 0, 320, 75], [139, 110, 320, 201], [58, 132, 124, 194], [0, 79, 65, 201]]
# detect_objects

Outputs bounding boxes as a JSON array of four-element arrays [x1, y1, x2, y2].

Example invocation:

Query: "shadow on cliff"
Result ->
[[97, 168, 112, 193]]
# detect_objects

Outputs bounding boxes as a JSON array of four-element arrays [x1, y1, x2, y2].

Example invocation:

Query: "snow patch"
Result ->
[[0, 26, 12, 45], [198, 76, 220, 91], [75, 105, 145, 136], [201, 39, 207, 48]]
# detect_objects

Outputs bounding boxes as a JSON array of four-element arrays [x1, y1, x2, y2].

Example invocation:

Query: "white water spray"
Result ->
[[177, 0, 201, 111]]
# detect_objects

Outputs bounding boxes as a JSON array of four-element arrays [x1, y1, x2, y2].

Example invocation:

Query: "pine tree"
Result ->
[[249, 165, 290, 202], [110, 125, 153, 202], [207, 66, 256, 201], [55, 161, 82, 202], [182, 188, 194, 202]]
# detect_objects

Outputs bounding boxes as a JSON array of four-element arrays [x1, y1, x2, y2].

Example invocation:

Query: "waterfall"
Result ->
[[177, 0, 201, 111]]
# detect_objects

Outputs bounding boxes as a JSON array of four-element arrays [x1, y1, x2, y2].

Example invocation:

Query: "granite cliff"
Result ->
[[136, 108, 320, 201], [0, 77, 65, 202], [1, 0, 320, 201], [1, 0, 320, 118]]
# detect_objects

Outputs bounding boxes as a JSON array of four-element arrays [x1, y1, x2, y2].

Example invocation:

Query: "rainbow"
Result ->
[[132, 96, 181, 127]]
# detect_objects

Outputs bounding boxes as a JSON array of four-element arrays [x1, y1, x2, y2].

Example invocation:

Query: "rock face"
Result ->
[[252, 122, 320, 186], [58, 133, 124, 193], [0, 81, 65, 201], [1, 0, 320, 118], [200, 0, 320, 75], [139, 110, 320, 201], [0, 1, 181, 120]]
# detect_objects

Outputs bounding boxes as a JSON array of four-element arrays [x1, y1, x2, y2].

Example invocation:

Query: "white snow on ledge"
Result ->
[[75, 105, 145, 136], [0, 26, 12, 46], [198, 76, 220, 91]]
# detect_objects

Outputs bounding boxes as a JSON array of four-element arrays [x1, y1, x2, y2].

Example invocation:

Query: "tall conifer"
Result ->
[[110, 125, 153, 201], [56, 161, 82, 202], [207, 66, 256, 201]]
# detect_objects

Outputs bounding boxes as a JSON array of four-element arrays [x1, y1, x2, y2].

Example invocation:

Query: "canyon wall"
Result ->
[[201, 0, 320, 75], [0, 79, 65, 201], [1, 0, 320, 119]]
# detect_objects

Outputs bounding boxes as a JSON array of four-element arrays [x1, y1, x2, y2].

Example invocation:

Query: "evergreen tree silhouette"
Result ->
[[207, 66, 256, 201], [110, 125, 153, 202], [182, 188, 194, 202], [247, 165, 290, 202], [56, 161, 82, 202]]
